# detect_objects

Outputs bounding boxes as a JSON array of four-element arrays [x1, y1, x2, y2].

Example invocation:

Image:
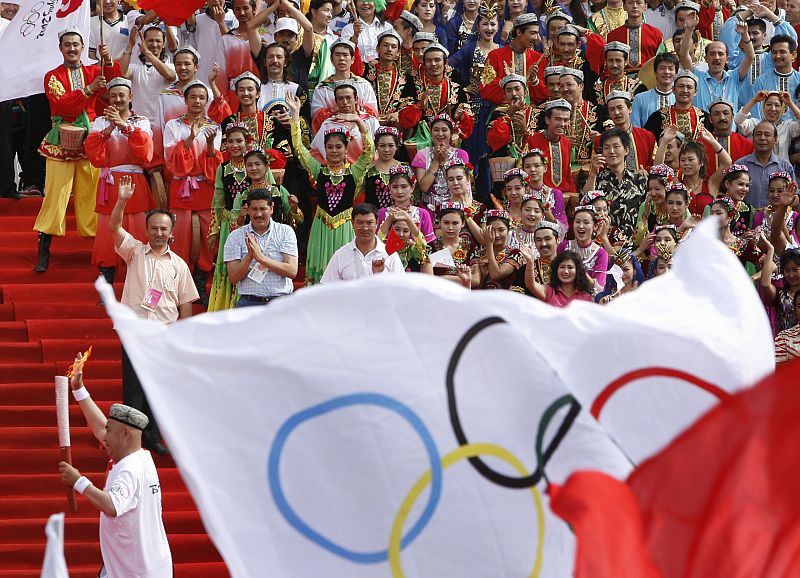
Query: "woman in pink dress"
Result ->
[[522, 249, 595, 307]]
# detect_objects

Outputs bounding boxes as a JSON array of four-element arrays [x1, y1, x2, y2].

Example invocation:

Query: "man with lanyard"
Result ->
[[34, 28, 121, 273], [60, 359, 172, 578], [321, 203, 405, 282], [597, 91, 655, 171], [480, 14, 548, 106], [362, 29, 408, 127], [208, 70, 271, 150], [703, 97, 753, 175], [594, 42, 642, 108], [526, 99, 577, 196], [310, 38, 379, 132], [644, 70, 704, 141], [607, 0, 663, 73], [224, 188, 298, 306], [645, 0, 677, 41], [678, 12, 753, 113], [110, 176, 198, 455], [752, 35, 800, 121], [85, 77, 154, 288], [631, 52, 677, 127]]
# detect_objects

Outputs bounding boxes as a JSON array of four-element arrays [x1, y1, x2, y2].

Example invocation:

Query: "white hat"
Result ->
[[274, 17, 299, 35]]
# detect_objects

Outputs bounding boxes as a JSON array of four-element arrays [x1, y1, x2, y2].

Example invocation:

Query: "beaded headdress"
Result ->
[[375, 126, 402, 139], [769, 171, 793, 182], [573, 204, 597, 215], [323, 127, 351, 142], [389, 164, 413, 176], [654, 224, 679, 239], [655, 241, 675, 263], [713, 196, 738, 218], [439, 201, 465, 215], [649, 164, 675, 181], [442, 157, 468, 172], [581, 190, 607, 205], [503, 168, 528, 182], [478, 1, 499, 20], [484, 209, 510, 222], [224, 122, 251, 136], [429, 113, 454, 126], [722, 164, 749, 178], [666, 182, 689, 193]]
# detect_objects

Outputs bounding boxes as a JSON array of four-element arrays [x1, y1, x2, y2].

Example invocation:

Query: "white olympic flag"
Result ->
[[0, 0, 90, 101], [100, 220, 774, 578]]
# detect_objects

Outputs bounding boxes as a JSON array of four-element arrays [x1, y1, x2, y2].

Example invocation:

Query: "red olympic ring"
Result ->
[[590, 367, 733, 420]]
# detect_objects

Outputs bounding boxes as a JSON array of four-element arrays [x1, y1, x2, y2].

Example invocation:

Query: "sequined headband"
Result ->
[[323, 127, 351, 142], [573, 204, 596, 214], [389, 164, 413, 176], [713, 196, 737, 215], [375, 126, 402, 140], [484, 209, 510, 221], [442, 158, 468, 172], [648, 163, 675, 179], [769, 171, 792, 182], [503, 168, 528, 182], [429, 113, 454, 126], [439, 201, 464, 212], [580, 190, 607, 205], [722, 164, 749, 178]]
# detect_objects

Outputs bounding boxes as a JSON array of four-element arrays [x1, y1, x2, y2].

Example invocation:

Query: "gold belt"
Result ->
[[315, 206, 352, 229]]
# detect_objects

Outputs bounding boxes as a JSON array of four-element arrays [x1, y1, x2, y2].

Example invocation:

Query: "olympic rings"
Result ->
[[590, 366, 731, 419], [388, 442, 546, 578], [267, 392, 443, 564], [447, 316, 581, 488]]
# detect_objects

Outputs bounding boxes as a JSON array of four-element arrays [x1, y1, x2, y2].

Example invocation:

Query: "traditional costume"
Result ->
[[589, 4, 627, 38], [361, 53, 411, 123], [594, 42, 641, 105], [525, 101, 577, 194], [643, 72, 705, 140], [606, 22, 662, 71], [291, 122, 375, 285]]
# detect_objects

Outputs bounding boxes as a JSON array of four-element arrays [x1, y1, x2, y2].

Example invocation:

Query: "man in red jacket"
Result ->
[[33, 27, 120, 272]]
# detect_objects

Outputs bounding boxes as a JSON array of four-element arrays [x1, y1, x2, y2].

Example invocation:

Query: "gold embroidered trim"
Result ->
[[315, 206, 353, 229]]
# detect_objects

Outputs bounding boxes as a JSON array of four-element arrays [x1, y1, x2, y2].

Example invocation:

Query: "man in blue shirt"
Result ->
[[751, 35, 800, 121], [735, 120, 797, 208]]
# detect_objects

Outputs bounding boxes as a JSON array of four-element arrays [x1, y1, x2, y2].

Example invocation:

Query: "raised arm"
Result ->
[[519, 244, 548, 300], [68, 353, 107, 443], [139, 31, 177, 82], [735, 19, 755, 81], [248, 0, 279, 56], [109, 176, 134, 247]]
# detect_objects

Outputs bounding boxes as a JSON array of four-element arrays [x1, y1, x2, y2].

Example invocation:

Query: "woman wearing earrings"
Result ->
[[363, 126, 403, 210], [378, 164, 435, 242], [558, 204, 608, 293]]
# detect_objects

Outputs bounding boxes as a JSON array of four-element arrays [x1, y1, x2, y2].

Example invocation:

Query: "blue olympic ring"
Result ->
[[267, 392, 443, 564]]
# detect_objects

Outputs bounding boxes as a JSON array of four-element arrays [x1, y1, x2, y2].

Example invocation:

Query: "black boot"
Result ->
[[193, 268, 209, 306], [97, 267, 116, 305], [34, 233, 51, 272]]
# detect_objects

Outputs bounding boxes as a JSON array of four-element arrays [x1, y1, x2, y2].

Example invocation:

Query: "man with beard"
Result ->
[[209, 71, 273, 150], [703, 97, 753, 175], [34, 29, 120, 272], [678, 14, 753, 111], [85, 78, 154, 288], [480, 14, 548, 105], [644, 70, 704, 141], [607, 0, 663, 72], [631, 52, 677, 127], [526, 99, 576, 194], [594, 42, 642, 108], [310, 38, 378, 131], [596, 91, 655, 170], [108, 177, 198, 455]]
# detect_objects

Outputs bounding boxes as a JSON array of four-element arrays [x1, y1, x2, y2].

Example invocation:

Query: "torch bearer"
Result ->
[[55, 376, 78, 513]]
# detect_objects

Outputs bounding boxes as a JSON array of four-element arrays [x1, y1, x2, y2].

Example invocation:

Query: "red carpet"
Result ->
[[0, 198, 230, 577]]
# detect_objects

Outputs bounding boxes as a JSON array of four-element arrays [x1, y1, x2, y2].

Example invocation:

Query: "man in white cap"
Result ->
[[208, 70, 273, 149], [59, 353, 172, 578], [594, 42, 641, 106], [33, 28, 121, 273], [394, 10, 422, 72], [527, 99, 577, 194], [362, 29, 407, 126], [84, 77, 154, 289]]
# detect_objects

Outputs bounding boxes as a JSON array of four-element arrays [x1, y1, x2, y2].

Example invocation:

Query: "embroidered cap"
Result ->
[[500, 73, 527, 88], [708, 96, 735, 112], [560, 67, 584, 82], [375, 126, 402, 139], [389, 164, 413, 176], [675, 0, 701, 12], [439, 201, 465, 214], [333, 79, 359, 92], [649, 163, 675, 180], [323, 127, 351, 142], [513, 13, 539, 28], [413, 31, 438, 44], [667, 182, 689, 193], [503, 168, 528, 181], [429, 112, 454, 126], [543, 98, 572, 112], [581, 190, 607, 205], [573, 204, 597, 215], [106, 77, 132, 91], [399, 10, 423, 31], [377, 28, 402, 45], [605, 90, 632, 104], [423, 43, 449, 58], [557, 24, 581, 39], [484, 209, 510, 221], [535, 220, 561, 236], [331, 37, 356, 53], [58, 27, 83, 41], [182, 80, 208, 97], [233, 71, 261, 90], [108, 404, 149, 431], [713, 196, 737, 215], [674, 69, 698, 86], [769, 171, 793, 182], [546, 11, 573, 25], [544, 65, 564, 78], [176, 44, 201, 62], [722, 164, 749, 177], [604, 41, 631, 56], [442, 157, 468, 171]]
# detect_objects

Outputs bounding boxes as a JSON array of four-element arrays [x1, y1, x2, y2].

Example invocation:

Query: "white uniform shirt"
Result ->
[[183, 11, 239, 90], [340, 18, 394, 62], [310, 77, 379, 122], [128, 61, 176, 123], [259, 80, 300, 109], [100, 449, 172, 577], [321, 237, 405, 283], [90, 15, 130, 61]]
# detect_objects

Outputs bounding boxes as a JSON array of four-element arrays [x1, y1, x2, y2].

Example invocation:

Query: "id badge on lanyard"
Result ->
[[246, 231, 270, 283], [141, 255, 163, 312]]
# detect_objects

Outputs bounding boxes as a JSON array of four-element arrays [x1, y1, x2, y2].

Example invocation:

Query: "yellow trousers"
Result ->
[[34, 158, 99, 237]]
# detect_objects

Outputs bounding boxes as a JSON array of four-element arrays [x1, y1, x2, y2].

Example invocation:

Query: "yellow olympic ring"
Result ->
[[388, 443, 546, 578]]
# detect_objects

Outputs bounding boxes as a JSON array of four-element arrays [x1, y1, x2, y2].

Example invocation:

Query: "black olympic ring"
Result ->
[[19, 1, 46, 38], [446, 316, 581, 489]]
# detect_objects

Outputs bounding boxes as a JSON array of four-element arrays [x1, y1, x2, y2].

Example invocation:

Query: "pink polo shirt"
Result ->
[[545, 286, 592, 308], [115, 232, 198, 323]]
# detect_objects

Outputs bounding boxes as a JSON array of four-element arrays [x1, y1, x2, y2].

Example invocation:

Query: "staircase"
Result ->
[[0, 198, 229, 577]]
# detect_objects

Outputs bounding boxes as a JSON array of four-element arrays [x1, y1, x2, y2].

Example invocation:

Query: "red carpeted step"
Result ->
[[1, 491, 201, 519], [0, 321, 27, 341], [40, 338, 119, 362], [0, 267, 105, 284], [0, 427, 100, 449], [0, 342, 42, 363], [15, 303, 112, 321], [0, 379, 122, 405], [1, 283, 123, 304], [0, 304, 15, 321], [0, 404, 114, 427], [0, 563, 230, 578], [0, 215, 78, 233], [0, 469, 194, 498], [26, 319, 115, 341], [2, 248, 93, 270], [0, 361, 119, 384], [0, 197, 44, 216]]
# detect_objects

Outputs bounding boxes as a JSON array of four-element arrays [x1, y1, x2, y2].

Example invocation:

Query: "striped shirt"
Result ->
[[224, 222, 298, 297], [775, 324, 800, 364]]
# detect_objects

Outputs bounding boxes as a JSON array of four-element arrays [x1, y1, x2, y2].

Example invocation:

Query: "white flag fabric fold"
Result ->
[[99, 220, 773, 578], [0, 0, 90, 101], [40, 513, 69, 578]]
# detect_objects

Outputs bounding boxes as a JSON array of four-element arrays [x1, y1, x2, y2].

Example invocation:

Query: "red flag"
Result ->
[[384, 227, 406, 255], [550, 359, 800, 578], [137, 0, 208, 26]]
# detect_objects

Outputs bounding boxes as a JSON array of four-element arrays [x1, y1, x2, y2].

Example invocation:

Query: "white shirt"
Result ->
[[321, 237, 405, 283], [310, 115, 380, 162], [310, 77, 379, 121], [224, 221, 298, 296], [0, 17, 10, 40], [340, 18, 393, 63], [90, 14, 130, 61], [183, 10, 239, 89], [99, 449, 172, 578], [258, 80, 300, 109], [128, 61, 175, 123]]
